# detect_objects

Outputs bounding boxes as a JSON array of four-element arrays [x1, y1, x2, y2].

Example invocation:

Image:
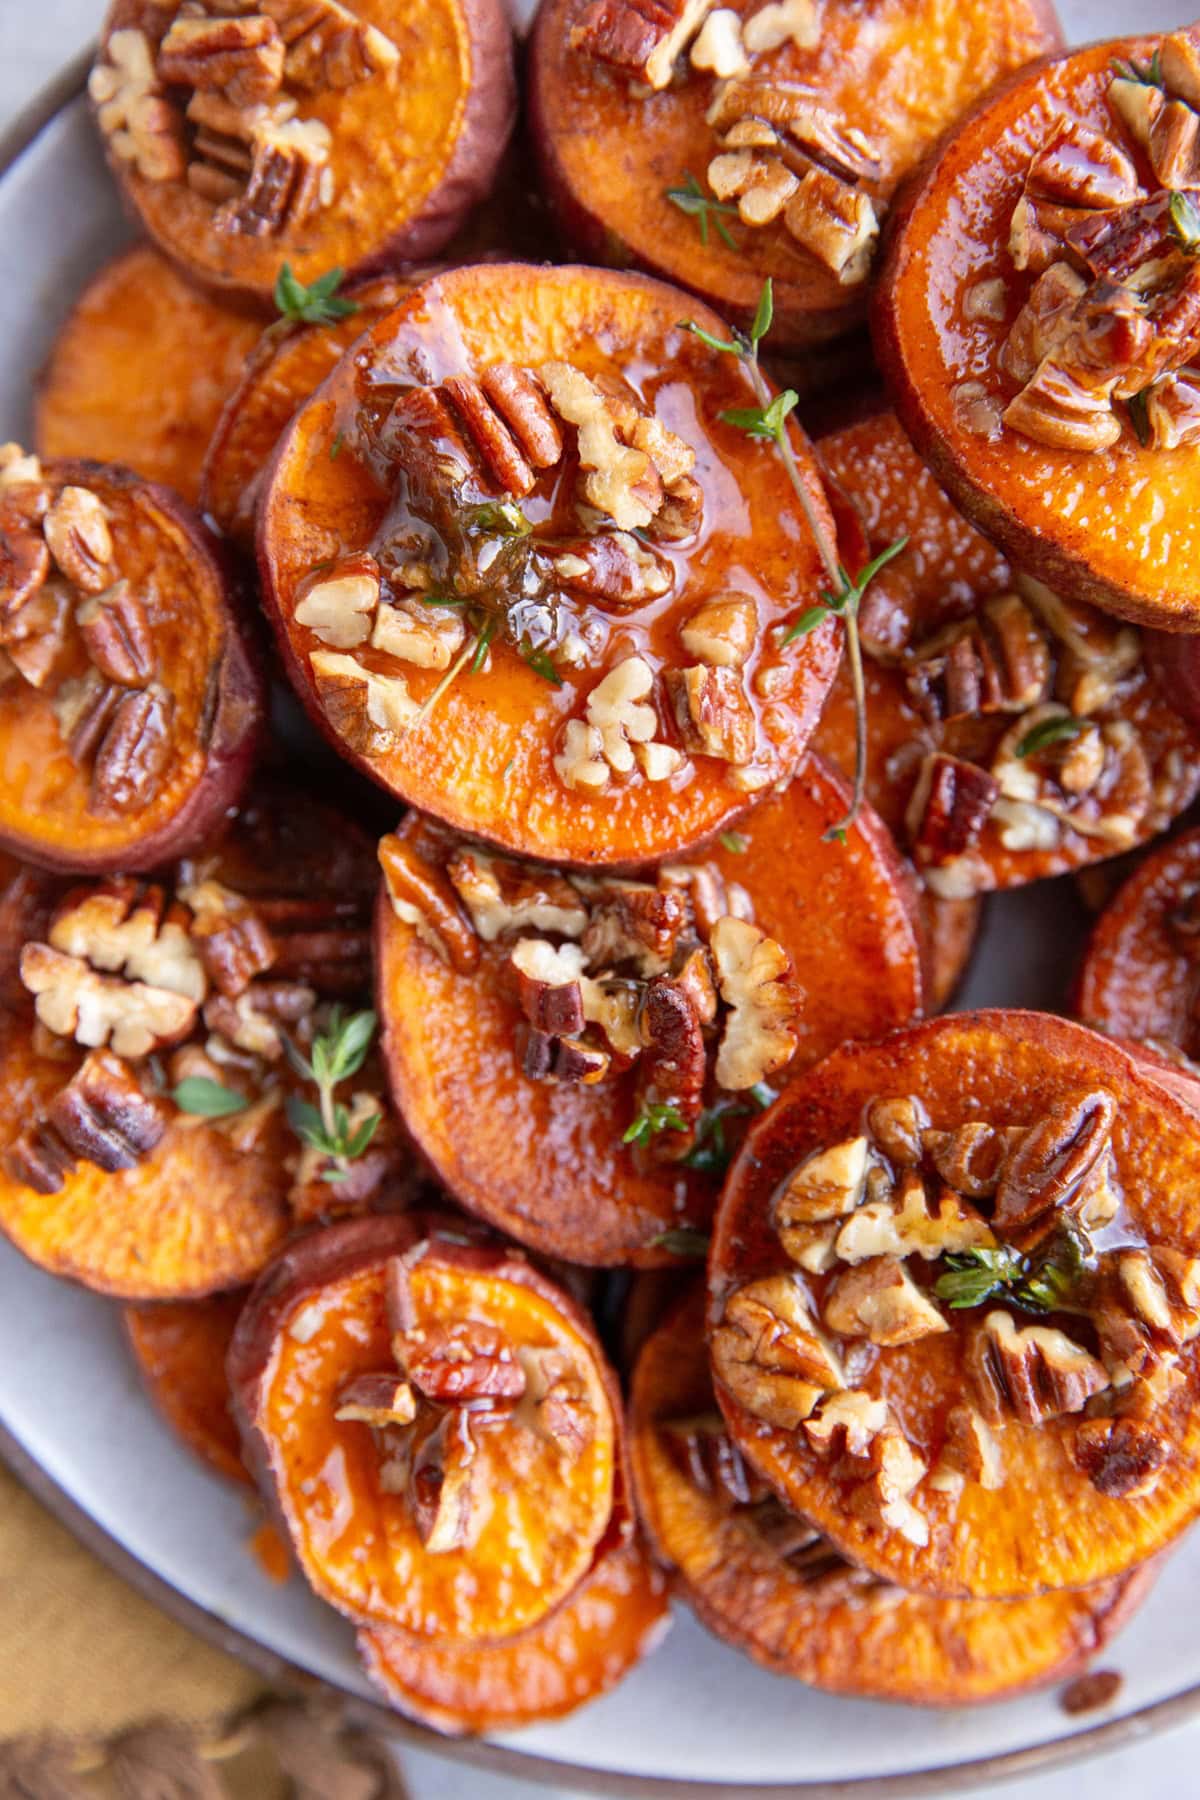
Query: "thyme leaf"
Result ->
[[623, 1099, 689, 1147], [170, 1076, 249, 1118], [284, 1008, 380, 1172], [649, 1227, 711, 1257], [1111, 49, 1163, 86], [520, 641, 564, 685], [274, 263, 359, 326], [665, 173, 742, 252], [719, 830, 748, 853], [1015, 714, 1086, 758]]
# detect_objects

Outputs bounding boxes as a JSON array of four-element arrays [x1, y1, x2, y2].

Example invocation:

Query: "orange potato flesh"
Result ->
[[0, 459, 262, 872], [202, 274, 419, 554], [0, 1023, 293, 1299], [813, 412, 1200, 890], [257, 261, 841, 865], [358, 1534, 668, 1734], [35, 246, 262, 506], [1075, 829, 1200, 1057], [0, 784, 388, 1299], [530, 0, 1060, 349], [229, 1215, 622, 1642], [632, 1288, 1153, 1704], [710, 1010, 1200, 1597], [95, 0, 516, 308], [873, 36, 1200, 629], [918, 892, 981, 1012], [375, 755, 924, 1267], [124, 1293, 251, 1485]]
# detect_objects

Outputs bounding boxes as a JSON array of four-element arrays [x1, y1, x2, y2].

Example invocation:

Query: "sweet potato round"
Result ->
[[709, 1010, 1200, 1597], [92, 0, 516, 309], [873, 35, 1200, 629], [375, 755, 924, 1267], [124, 1293, 251, 1485], [0, 458, 262, 873], [228, 1214, 627, 1642], [632, 1287, 1154, 1704], [358, 1534, 668, 1733], [529, 0, 1060, 350], [35, 246, 262, 507], [813, 410, 1200, 892], [257, 260, 841, 865], [918, 893, 981, 1012], [1075, 829, 1200, 1058]]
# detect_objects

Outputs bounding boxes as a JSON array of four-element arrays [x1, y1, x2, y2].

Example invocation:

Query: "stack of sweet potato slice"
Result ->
[[8, 0, 1200, 1740]]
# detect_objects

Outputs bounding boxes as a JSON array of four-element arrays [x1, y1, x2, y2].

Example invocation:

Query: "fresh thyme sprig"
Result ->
[[171, 1076, 249, 1118], [1015, 714, 1086, 759], [681, 279, 906, 841], [623, 1098, 689, 1147], [274, 264, 360, 326], [680, 1084, 774, 1174], [284, 1007, 381, 1182], [934, 1231, 1086, 1315], [665, 173, 742, 251], [1111, 49, 1163, 87]]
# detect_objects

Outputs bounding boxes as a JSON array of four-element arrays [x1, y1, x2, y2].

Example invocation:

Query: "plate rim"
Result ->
[[5, 44, 1200, 1800]]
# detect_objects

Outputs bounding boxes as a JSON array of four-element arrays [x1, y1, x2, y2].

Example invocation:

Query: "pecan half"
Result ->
[[90, 684, 174, 815], [991, 1090, 1116, 1239], [76, 580, 155, 686], [660, 1410, 767, 1505], [397, 1321, 527, 1406], [906, 753, 1000, 865], [966, 1310, 1109, 1426], [4, 1049, 167, 1193], [710, 914, 796, 1090], [158, 14, 285, 107], [378, 833, 480, 975], [711, 1274, 844, 1429]]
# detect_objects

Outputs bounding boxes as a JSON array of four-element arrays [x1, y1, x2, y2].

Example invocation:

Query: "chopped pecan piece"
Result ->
[[710, 914, 796, 1090], [445, 846, 585, 944], [510, 937, 587, 1037], [661, 1410, 766, 1505], [378, 833, 480, 974], [966, 1310, 1109, 1426], [76, 580, 154, 686], [49, 881, 204, 998], [847, 1427, 929, 1546], [263, 0, 399, 89], [406, 1412, 488, 1553], [158, 13, 285, 107], [3, 583, 72, 691], [931, 1404, 1004, 1492], [802, 1388, 889, 1458], [181, 879, 276, 997], [396, 1320, 527, 1406], [991, 1089, 1116, 1238], [1144, 368, 1200, 448], [833, 1175, 994, 1264], [679, 592, 757, 669], [20, 943, 199, 1060], [1117, 1246, 1200, 1348], [906, 752, 999, 865], [334, 1373, 418, 1428], [775, 1137, 872, 1241], [1003, 361, 1122, 452], [578, 877, 688, 976], [923, 1120, 1014, 1199], [864, 1095, 929, 1168], [515, 1345, 596, 1459], [203, 977, 315, 1058], [822, 1256, 949, 1347], [667, 663, 756, 764], [711, 1273, 844, 1428], [689, 9, 748, 78], [1071, 1414, 1170, 1499], [294, 561, 380, 649], [90, 28, 187, 183], [570, 0, 714, 89], [4, 1048, 168, 1193], [0, 509, 51, 624], [550, 531, 673, 606], [631, 975, 706, 1158], [539, 363, 662, 530]]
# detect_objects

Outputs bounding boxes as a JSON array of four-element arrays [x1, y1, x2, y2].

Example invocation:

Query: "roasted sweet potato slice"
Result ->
[[125, 1293, 251, 1484], [358, 1534, 668, 1733], [0, 784, 404, 1298], [874, 30, 1200, 628], [919, 893, 981, 1012], [529, 0, 1059, 350], [91, 0, 515, 309], [709, 1010, 1200, 1597], [0, 451, 262, 872], [814, 411, 1200, 896], [202, 274, 415, 552], [1076, 828, 1200, 1064], [229, 1213, 628, 1642], [257, 261, 841, 864], [375, 755, 923, 1266], [632, 1287, 1154, 1703], [35, 246, 262, 507]]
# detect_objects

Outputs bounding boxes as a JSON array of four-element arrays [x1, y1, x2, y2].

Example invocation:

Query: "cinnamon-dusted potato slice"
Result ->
[[358, 1534, 668, 1733], [874, 29, 1200, 628], [90, 0, 515, 309], [125, 1293, 251, 1484], [919, 893, 981, 1012], [632, 1288, 1154, 1702], [375, 755, 923, 1266], [203, 273, 415, 553], [529, 0, 1059, 351], [709, 1010, 1200, 1597], [35, 246, 263, 507], [257, 261, 841, 865], [229, 1213, 628, 1642], [0, 450, 262, 872], [1076, 828, 1200, 1064], [813, 411, 1200, 897], [0, 786, 403, 1298]]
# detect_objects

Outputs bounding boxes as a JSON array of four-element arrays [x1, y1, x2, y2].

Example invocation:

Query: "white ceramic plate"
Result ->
[[2, 6, 1199, 1794]]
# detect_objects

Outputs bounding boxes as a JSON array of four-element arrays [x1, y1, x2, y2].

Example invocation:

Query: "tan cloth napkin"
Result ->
[[0, 1465, 405, 1799]]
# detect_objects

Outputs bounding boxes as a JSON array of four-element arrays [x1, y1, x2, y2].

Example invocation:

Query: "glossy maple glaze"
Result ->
[[874, 37, 1200, 628], [358, 1534, 668, 1732], [229, 1215, 624, 1642], [814, 412, 1200, 888], [1076, 829, 1200, 1054], [710, 1011, 1200, 1597], [35, 247, 262, 506], [375, 755, 924, 1267], [202, 274, 419, 554], [918, 892, 981, 1012], [632, 1287, 1154, 1703], [96, 0, 516, 307], [0, 460, 262, 871], [530, 0, 1060, 348], [259, 262, 841, 864], [124, 1293, 251, 1485]]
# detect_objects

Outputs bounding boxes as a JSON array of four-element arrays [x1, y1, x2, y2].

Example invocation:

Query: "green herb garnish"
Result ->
[[719, 830, 748, 853], [1111, 49, 1163, 86], [274, 263, 359, 326], [623, 1099, 689, 1147], [1015, 714, 1086, 759], [649, 1227, 711, 1258], [170, 1077, 249, 1119], [1169, 190, 1200, 256], [520, 642, 564, 685], [935, 1233, 1087, 1315], [465, 500, 532, 538], [665, 173, 742, 251], [329, 431, 344, 461], [284, 1008, 381, 1181]]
